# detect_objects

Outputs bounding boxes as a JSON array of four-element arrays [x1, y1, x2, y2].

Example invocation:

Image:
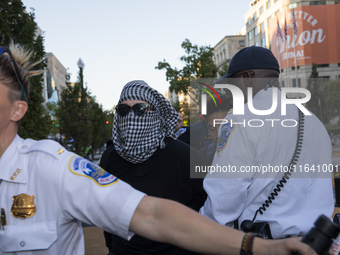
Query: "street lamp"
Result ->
[[77, 58, 85, 92]]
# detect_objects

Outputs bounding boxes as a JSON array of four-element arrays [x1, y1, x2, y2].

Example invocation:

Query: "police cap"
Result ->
[[223, 46, 280, 78]]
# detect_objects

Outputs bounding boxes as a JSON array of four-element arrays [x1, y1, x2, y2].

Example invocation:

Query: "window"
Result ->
[[267, 16, 272, 28], [319, 76, 330, 82], [336, 0, 340, 4], [255, 41, 259, 46], [266, 0, 271, 9], [316, 64, 329, 67], [281, 69, 284, 73], [274, 0, 278, 2], [261, 37, 266, 47], [292, 78, 301, 87], [292, 66, 300, 70], [261, 22, 265, 32], [288, 3, 297, 8], [275, 10, 280, 15], [309, 1, 326, 5], [254, 27, 258, 36], [239, 40, 245, 46], [282, 81, 285, 87], [253, 12, 257, 21], [248, 31, 253, 40], [248, 18, 251, 25], [260, 6, 264, 14]]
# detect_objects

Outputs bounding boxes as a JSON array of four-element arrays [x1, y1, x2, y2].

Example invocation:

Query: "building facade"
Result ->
[[45, 53, 67, 103], [164, 88, 190, 105], [213, 35, 246, 76], [244, 0, 340, 87]]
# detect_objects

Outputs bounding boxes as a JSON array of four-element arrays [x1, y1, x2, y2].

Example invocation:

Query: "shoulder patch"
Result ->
[[68, 156, 119, 186], [216, 120, 236, 154], [175, 127, 187, 138]]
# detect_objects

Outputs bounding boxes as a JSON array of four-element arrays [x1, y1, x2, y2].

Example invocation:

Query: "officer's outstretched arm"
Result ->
[[130, 196, 315, 255]]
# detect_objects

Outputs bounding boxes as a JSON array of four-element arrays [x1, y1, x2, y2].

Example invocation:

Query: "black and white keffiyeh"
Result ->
[[112, 80, 179, 164]]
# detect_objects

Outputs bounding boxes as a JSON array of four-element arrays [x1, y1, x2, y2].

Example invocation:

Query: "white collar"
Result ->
[[0, 135, 27, 184]]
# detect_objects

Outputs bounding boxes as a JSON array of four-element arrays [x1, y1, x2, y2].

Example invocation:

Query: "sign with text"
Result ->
[[269, 5, 340, 69]]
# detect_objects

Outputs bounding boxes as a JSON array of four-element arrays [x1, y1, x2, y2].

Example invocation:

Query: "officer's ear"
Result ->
[[11, 100, 28, 122], [242, 71, 254, 87]]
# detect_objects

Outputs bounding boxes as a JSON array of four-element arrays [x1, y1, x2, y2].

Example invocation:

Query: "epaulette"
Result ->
[[18, 139, 66, 159]]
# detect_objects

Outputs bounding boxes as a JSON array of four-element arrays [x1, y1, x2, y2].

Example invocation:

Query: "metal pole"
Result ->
[[293, 33, 298, 87], [286, 37, 290, 87], [278, 37, 281, 85]]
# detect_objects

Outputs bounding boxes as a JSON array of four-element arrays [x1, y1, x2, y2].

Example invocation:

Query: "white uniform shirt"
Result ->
[[200, 88, 334, 238], [0, 135, 145, 254]]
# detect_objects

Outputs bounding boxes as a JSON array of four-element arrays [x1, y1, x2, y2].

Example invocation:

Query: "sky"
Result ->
[[21, 0, 252, 110]]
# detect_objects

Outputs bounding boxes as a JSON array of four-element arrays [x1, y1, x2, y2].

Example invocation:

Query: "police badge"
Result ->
[[11, 194, 37, 219]]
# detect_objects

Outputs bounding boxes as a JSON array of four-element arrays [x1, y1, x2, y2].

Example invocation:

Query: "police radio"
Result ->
[[292, 215, 340, 255]]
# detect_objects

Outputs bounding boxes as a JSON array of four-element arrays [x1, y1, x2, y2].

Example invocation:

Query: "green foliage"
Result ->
[[46, 102, 60, 137], [306, 64, 340, 125], [0, 0, 36, 47], [19, 35, 53, 139], [0, 1, 53, 139], [88, 98, 112, 158], [171, 101, 180, 112], [156, 39, 217, 99], [218, 63, 229, 78], [326, 126, 340, 134], [57, 72, 93, 155], [306, 63, 326, 123], [180, 102, 190, 126], [58, 69, 112, 156], [322, 80, 340, 124], [172, 100, 190, 126], [310, 63, 319, 79]]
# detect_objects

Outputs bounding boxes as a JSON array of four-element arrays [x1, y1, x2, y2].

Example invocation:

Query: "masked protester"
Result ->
[[101, 80, 209, 255], [0, 43, 316, 255]]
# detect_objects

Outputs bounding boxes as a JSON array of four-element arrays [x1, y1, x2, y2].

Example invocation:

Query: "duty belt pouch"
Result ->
[[235, 109, 304, 240], [240, 220, 273, 239]]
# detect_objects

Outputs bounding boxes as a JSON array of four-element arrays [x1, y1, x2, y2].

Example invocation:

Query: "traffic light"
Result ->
[[105, 121, 109, 125]]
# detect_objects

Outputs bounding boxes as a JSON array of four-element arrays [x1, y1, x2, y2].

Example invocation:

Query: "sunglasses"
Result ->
[[0, 47, 25, 101], [116, 103, 155, 117]]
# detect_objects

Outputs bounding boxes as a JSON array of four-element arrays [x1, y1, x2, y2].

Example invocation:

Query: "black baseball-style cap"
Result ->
[[214, 46, 280, 84]]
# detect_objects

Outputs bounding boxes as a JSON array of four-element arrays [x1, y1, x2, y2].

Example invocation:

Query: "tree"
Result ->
[[46, 102, 60, 138], [156, 39, 217, 101], [57, 70, 92, 156], [180, 101, 191, 126], [88, 98, 110, 159], [218, 63, 229, 78], [171, 101, 180, 112], [306, 63, 327, 123], [0, 0, 52, 139], [172, 100, 191, 126], [322, 80, 340, 124]]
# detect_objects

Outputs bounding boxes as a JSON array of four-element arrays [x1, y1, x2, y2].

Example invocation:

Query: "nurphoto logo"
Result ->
[[201, 84, 311, 116]]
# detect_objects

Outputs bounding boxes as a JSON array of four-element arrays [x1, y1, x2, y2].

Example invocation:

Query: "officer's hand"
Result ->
[[253, 238, 316, 255]]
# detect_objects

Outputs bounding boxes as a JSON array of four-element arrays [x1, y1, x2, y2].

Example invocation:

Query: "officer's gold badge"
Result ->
[[11, 194, 36, 219]]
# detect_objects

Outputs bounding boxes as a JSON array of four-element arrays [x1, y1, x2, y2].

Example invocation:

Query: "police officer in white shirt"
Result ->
[[0, 42, 316, 255], [200, 46, 334, 239]]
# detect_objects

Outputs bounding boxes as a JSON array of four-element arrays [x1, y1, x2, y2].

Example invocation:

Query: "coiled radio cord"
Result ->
[[252, 108, 305, 222]]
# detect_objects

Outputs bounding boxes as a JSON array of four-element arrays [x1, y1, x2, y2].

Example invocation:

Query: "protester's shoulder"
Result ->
[[164, 137, 190, 153], [175, 127, 190, 137], [176, 127, 190, 145]]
